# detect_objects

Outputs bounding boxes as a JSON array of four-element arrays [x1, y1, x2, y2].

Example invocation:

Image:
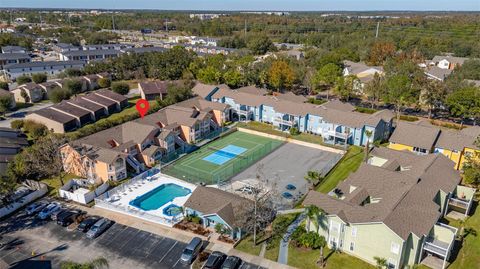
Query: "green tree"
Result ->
[[0, 81, 9, 91], [373, 256, 388, 269], [383, 74, 416, 120], [267, 60, 296, 91], [16, 75, 32, 84], [247, 35, 275, 55], [60, 257, 109, 269], [364, 73, 385, 108], [334, 75, 357, 101], [20, 89, 30, 103], [98, 77, 111, 88], [0, 95, 13, 116], [48, 87, 72, 103], [313, 63, 342, 99], [445, 87, 480, 126], [305, 205, 328, 267], [31, 73, 48, 84], [111, 82, 130, 95], [421, 79, 447, 119], [197, 66, 223, 84], [304, 171, 324, 188], [63, 79, 83, 95], [63, 68, 85, 77], [223, 69, 244, 88], [22, 120, 47, 140]]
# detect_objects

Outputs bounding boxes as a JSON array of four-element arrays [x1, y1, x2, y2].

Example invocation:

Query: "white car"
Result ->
[[25, 202, 47, 216], [37, 202, 61, 220]]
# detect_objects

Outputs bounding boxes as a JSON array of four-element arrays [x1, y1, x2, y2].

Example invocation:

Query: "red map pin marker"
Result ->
[[136, 99, 149, 119]]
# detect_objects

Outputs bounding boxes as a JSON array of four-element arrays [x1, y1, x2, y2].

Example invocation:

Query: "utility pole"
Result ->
[[375, 22, 380, 39], [244, 19, 247, 41], [112, 13, 116, 31], [165, 18, 168, 32]]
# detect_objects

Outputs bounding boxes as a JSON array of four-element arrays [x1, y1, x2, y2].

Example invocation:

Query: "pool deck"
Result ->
[[99, 174, 196, 225]]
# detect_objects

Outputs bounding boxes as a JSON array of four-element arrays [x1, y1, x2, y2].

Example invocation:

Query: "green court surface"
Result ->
[[162, 131, 284, 185]]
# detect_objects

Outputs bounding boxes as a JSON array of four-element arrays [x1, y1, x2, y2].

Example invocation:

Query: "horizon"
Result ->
[[0, 0, 479, 12]]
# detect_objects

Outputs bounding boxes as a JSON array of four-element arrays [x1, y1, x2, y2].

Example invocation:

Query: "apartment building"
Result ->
[[0, 53, 31, 68], [2, 61, 86, 80], [389, 120, 480, 170], [0, 127, 28, 175], [193, 83, 393, 146], [60, 96, 229, 181], [26, 89, 128, 133], [303, 147, 475, 269]]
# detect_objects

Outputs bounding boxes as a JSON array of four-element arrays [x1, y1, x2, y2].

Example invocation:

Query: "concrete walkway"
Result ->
[[0, 101, 53, 128], [278, 212, 306, 264]]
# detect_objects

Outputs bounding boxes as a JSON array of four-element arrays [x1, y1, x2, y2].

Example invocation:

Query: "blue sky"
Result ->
[[0, 0, 479, 11]]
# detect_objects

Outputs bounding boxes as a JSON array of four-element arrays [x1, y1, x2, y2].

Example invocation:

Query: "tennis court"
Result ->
[[162, 131, 284, 185]]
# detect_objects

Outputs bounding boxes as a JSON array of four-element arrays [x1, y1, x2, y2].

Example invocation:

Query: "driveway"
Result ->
[[0, 102, 53, 128]]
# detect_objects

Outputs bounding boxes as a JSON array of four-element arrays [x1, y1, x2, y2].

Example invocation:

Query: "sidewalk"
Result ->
[[278, 212, 306, 264]]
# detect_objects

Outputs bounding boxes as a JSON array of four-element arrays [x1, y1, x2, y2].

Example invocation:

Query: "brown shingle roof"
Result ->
[[184, 186, 252, 227], [389, 121, 440, 150], [51, 101, 92, 118], [304, 148, 460, 240], [139, 80, 184, 95], [95, 89, 127, 103]]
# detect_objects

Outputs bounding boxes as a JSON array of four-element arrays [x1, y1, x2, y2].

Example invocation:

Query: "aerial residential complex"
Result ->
[[193, 83, 394, 147], [303, 147, 476, 269]]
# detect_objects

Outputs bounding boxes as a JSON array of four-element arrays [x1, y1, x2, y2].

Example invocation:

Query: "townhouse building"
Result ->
[[2, 61, 86, 80], [138, 80, 184, 101], [303, 147, 475, 269], [59, 49, 122, 62], [0, 53, 31, 68], [342, 60, 384, 92], [1, 46, 27, 54], [59, 96, 229, 182], [389, 120, 480, 170], [193, 83, 393, 147]]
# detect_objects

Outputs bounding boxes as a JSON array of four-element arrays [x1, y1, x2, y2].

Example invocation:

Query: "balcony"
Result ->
[[274, 117, 294, 126], [325, 130, 352, 139]]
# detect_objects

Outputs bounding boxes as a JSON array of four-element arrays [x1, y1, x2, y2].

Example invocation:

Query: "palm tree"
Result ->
[[304, 171, 324, 189], [364, 130, 373, 163], [373, 256, 387, 269], [306, 205, 328, 268]]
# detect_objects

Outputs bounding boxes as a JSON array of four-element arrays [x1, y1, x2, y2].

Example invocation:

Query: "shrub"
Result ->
[[355, 106, 377, 114], [16, 75, 31, 84], [0, 81, 9, 90], [307, 97, 326, 105], [297, 231, 325, 249], [31, 73, 47, 83], [63, 79, 83, 95], [291, 226, 307, 245], [98, 77, 111, 88], [48, 87, 72, 103], [63, 68, 84, 77], [399, 115, 418, 122], [23, 120, 47, 139], [289, 127, 300, 135], [111, 82, 130, 95], [10, 119, 24, 130]]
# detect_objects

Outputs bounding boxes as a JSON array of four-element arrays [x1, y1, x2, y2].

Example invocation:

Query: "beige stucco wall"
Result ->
[[25, 114, 66, 133]]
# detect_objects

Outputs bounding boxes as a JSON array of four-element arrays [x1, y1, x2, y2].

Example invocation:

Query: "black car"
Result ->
[[203, 251, 227, 269], [221, 256, 242, 269], [56, 210, 83, 227], [77, 216, 100, 232]]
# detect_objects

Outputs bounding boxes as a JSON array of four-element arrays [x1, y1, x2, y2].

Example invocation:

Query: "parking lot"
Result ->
[[0, 209, 266, 269]]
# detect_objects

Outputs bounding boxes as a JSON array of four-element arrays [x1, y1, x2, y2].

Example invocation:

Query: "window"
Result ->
[[351, 227, 357, 237], [390, 242, 400, 255], [349, 242, 355, 251]]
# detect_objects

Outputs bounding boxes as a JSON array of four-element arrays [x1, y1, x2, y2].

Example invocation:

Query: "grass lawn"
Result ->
[[234, 235, 264, 256], [41, 173, 78, 197], [163, 131, 283, 185], [442, 196, 480, 269], [316, 146, 364, 193], [288, 246, 374, 269]]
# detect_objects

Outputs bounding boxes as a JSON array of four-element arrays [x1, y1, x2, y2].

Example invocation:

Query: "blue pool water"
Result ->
[[203, 145, 247, 165], [163, 204, 183, 216], [129, 183, 191, 211]]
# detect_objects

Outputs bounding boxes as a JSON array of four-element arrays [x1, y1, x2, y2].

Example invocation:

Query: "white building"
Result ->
[[2, 61, 86, 80]]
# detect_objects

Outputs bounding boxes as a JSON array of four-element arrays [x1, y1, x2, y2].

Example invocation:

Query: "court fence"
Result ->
[[162, 140, 283, 186]]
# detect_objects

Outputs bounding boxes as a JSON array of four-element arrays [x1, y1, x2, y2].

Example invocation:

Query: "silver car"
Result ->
[[86, 218, 111, 239], [37, 202, 61, 220], [25, 202, 47, 215]]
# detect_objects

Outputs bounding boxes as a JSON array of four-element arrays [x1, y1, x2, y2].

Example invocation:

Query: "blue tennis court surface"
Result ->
[[203, 145, 247, 165]]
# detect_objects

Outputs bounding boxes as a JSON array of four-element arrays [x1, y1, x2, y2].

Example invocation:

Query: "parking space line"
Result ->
[[158, 241, 177, 263]]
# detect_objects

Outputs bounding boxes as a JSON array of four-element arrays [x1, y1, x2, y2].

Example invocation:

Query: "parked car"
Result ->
[[203, 251, 227, 269], [77, 216, 100, 233], [37, 202, 61, 220], [25, 202, 47, 216], [50, 208, 66, 221], [86, 218, 112, 239], [180, 237, 203, 264], [56, 210, 83, 227], [221, 256, 242, 269]]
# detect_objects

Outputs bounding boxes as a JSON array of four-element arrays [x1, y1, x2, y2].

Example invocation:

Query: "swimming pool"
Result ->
[[129, 183, 191, 211]]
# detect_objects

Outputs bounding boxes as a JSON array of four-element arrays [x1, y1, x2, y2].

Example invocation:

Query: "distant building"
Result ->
[[59, 49, 121, 63], [81, 43, 133, 51], [343, 60, 384, 92], [1, 46, 27, 54], [52, 43, 80, 53], [11, 83, 45, 103], [428, 55, 468, 70], [0, 53, 31, 68], [2, 61, 86, 80], [138, 80, 184, 101], [189, 14, 224, 20]]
